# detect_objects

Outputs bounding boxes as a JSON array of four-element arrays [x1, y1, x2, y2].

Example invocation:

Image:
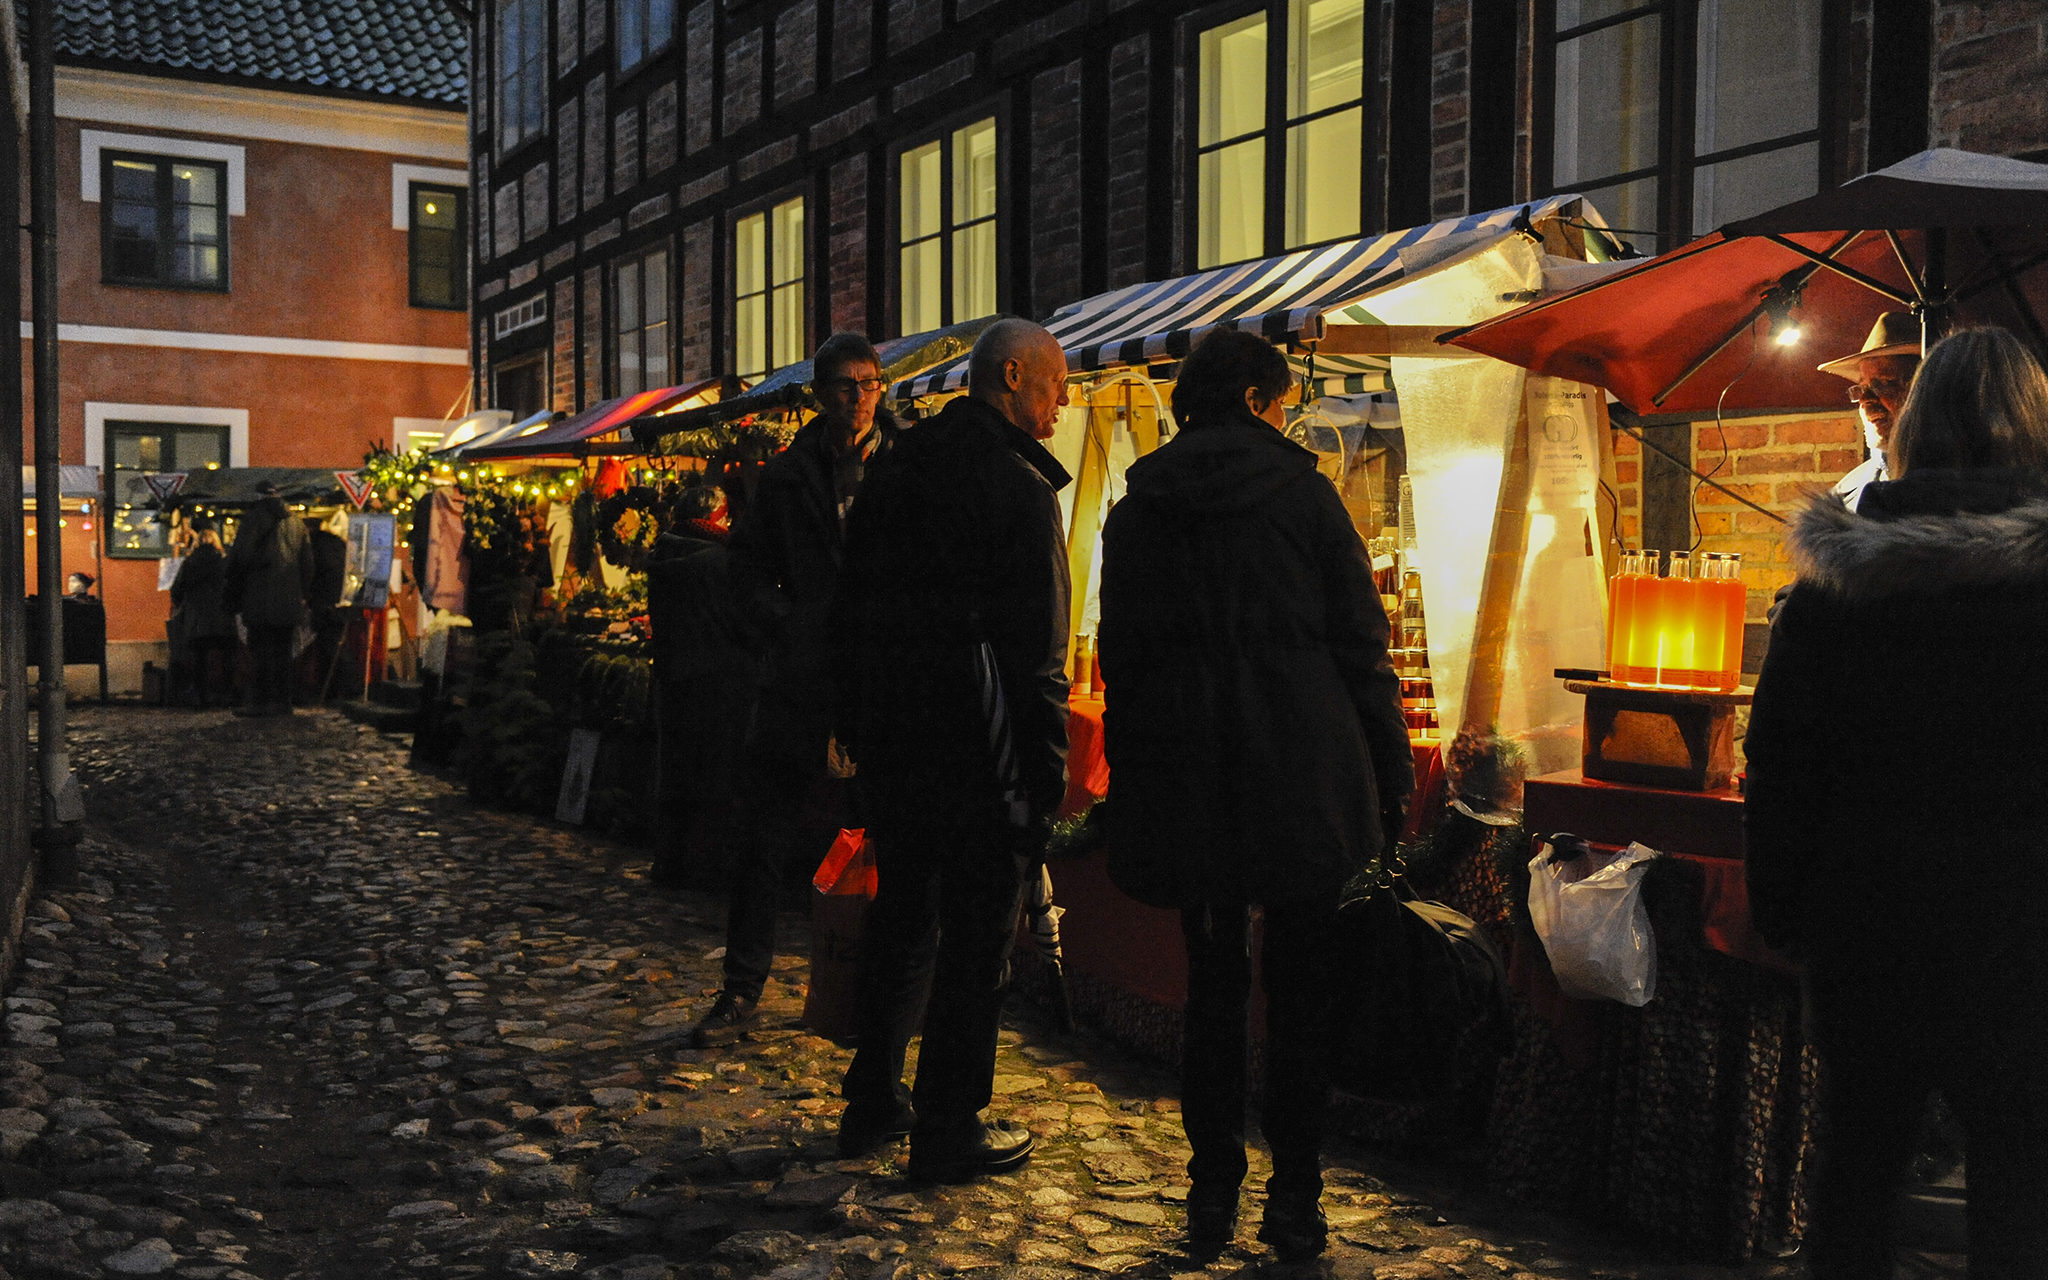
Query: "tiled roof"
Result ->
[[52, 0, 468, 107]]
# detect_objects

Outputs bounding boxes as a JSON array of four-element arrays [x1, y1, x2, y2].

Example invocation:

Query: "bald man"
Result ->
[[831, 318, 1074, 1181]]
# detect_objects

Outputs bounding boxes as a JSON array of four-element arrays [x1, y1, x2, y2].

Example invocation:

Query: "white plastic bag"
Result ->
[[1527, 836, 1660, 1006]]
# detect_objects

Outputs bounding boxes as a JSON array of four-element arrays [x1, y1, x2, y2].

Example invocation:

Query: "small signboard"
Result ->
[[556, 728, 601, 825], [343, 513, 397, 610], [337, 470, 376, 508], [143, 471, 188, 502]]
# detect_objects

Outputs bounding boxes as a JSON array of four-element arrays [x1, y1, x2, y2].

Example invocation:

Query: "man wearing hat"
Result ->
[[1818, 311, 1921, 510]]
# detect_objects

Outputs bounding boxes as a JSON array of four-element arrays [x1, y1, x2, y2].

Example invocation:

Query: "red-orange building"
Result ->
[[29, 1, 471, 690]]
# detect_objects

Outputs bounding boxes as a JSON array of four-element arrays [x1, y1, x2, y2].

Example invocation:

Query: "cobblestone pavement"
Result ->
[[0, 706, 1905, 1279]]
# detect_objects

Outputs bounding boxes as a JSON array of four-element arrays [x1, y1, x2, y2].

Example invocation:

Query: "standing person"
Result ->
[[170, 518, 236, 706], [1098, 329, 1411, 1260], [1817, 310, 1921, 509], [833, 318, 1073, 1180], [1745, 326, 2048, 1278], [224, 482, 314, 717], [683, 333, 907, 1047], [307, 512, 350, 700]]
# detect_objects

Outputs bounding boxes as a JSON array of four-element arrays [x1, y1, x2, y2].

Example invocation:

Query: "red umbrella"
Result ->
[[1445, 149, 2048, 416]]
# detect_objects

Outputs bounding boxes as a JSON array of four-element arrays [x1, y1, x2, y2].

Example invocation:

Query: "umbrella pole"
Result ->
[[1924, 227, 1949, 346]]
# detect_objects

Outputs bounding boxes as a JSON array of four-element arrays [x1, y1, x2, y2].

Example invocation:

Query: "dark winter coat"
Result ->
[[223, 498, 314, 628], [1745, 468, 2048, 963], [1099, 408, 1413, 909], [833, 395, 1073, 831], [646, 527, 772, 811], [309, 527, 349, 617], [169, 542, 236, 641], [728, 410, 905, 771]]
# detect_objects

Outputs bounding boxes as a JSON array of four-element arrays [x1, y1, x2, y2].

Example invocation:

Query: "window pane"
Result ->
[[650, 0, 674, 52], [620, 0, 644, 67], [644, 251, 668, 325], [1694, 0, 1820, 157], [109, 158, 156, 201], [416, 188, 458, 230], [1692, 141, 1818, 235], [1555, 0, 1639, 28], [108, 201, 158, 278], [901, 239, 942, 333], [1581, 175, 1659, 246], [177, 206, 221, 246], [1289, 0, 1364, 118], [735, 212, 766, 294], [1285, 108, 1361, 246], [111, 431, 156, 470], [772, 199, 804, 287], [952, 220, 996, 321], [619, 328, 643, 395], [952, 118, 997, 224], [618, 260, 640, 330], [172, 244, 220, 285], [901, 142, 941, 241], [175, 428, 225, 467], [1200, 13, 1268, 146], [171, 164, 217, 207], [1553, 15, 1660, 188], [735, 294, 766, 378], [645, 319, 670, 387], [1198, 138, 1266, 268], [772, 281, 804, 369]]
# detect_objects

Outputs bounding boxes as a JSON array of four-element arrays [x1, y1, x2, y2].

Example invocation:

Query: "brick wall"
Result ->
[[1930, 2, 2048, 156], [724, 27, 764, 135], [827, 154, 869, 333], [775, 2, 819, 108], [581, 80, 608, 209], [613, 104, 641, 193], [581, 267, 603, 407], [551, 277, 578, 412], [1430, 0, 1472, 217], [679, 219, 717, 381], [1104, 35, 1150, 290], [686, 3, 716, 155], [647, 82, 679, 177], [1030, 61, 1085, 317]]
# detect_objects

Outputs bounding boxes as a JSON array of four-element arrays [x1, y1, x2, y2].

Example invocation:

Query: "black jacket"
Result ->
[[729, 410, 905, 769], [309, 527, 348, 615], [1099, 408, 1412, 908], [170, 542, 236, 641], [223, 498, 313, 627], [1745, 468, 2048, 959], [834, 395, 1073, 830]]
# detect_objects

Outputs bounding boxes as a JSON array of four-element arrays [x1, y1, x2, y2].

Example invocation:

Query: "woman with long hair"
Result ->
[[1099, 328, 1412, 1260], [1746, 325, 2048, 1276]]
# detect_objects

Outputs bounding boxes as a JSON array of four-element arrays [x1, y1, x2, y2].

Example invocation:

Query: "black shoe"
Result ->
[[1257, 1195, 1327, 1262], [686, 991, 759, 1049], [906, 1118, 1033, 1183], [837, 1099, 917, 1157], [1186, 1183, 1240, 1255]]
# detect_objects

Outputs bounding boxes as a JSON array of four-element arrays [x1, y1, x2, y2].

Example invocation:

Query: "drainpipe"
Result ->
[[29, 0, 81, 864]]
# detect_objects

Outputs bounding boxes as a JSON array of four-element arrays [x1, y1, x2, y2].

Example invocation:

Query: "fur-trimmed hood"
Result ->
[[1788, 470, 2048, 601]]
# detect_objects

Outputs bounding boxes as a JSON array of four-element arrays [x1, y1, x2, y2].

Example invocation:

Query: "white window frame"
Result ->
[[80, 129, 246, 215], [391, 164, 470, 229], [83, 402, 249, 471]]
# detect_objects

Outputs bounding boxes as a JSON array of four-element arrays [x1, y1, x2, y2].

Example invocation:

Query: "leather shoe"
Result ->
[[906, 1117, 1033, 1183], [837, 1099, 917, 1157], [1257, 1195, 1327, 1262], [1185, 1183, 1239, 1255], [685, 991, 759, 1049]]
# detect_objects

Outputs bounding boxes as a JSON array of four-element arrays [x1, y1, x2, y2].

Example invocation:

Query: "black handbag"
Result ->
[[1332, 868, 1511, 1104]]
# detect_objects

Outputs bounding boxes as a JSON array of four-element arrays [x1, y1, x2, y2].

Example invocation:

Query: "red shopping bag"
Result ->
[[803, 829, 873, 1042]]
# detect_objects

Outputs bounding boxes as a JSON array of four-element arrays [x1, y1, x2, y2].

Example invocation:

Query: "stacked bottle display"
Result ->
[[1378, 564, 1436, 740], [1607, 549, 1747, 692]]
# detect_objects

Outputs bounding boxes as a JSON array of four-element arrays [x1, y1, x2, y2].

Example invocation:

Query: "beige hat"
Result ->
[[1817, 310, 1922, 379]]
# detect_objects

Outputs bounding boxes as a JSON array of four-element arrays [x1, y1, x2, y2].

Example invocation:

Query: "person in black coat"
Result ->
[[1745, 326, 2048, 1279], [833, 318, 1073, 1180], [1098, 329, 1411, 1259], [169, 518, 236, 706], [683, 332, 907, 1048], [223, 485, 314, 717], [307, 514, 350, 701]]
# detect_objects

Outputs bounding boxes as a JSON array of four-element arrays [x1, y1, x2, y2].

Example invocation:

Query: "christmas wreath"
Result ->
[[596, 486, 664, 570]]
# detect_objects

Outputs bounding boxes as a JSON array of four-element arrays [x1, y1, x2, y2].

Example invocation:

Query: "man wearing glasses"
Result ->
[[1818, 311, 1921, 510], [685, 332, 904, 1048]]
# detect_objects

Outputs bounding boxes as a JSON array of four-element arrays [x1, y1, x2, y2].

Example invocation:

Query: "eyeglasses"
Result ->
[[819, 377, 886, 395], [1848, 377, 1910, 403]]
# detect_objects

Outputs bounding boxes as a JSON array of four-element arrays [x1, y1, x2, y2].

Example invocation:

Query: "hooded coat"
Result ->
[[223, 497, 314, 628], [1098, 408, 1413, 908], [1744, 469, 2048, 963]]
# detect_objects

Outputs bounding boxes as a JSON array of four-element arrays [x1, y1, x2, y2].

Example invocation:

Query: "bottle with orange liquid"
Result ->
[[1697, 553, 1747, 691], [1607, 548, 1646, 682]]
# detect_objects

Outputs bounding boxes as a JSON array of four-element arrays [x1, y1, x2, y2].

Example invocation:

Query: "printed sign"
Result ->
[[142, 472, 187, 502], [556, 728, 601, 825], [336, 470, 376, 508], [343, 513, 398, 610]]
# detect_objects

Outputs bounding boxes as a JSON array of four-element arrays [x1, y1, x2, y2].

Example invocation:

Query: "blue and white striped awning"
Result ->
[[893, 196, 1588, 399]]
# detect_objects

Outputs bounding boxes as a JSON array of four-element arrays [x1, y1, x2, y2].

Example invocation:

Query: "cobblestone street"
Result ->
[[0, 706, 1815, 1280]]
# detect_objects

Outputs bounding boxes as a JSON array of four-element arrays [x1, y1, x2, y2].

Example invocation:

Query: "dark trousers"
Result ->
[[187, 637, 233, 706], [843, 823, 1020, 1122], [1180, 898, 1340, 1200], [311, 613, 348, 699], [245, 624, 296, 709], [719, 762, 839, 1001], [1806, 952, 2048, 1280]]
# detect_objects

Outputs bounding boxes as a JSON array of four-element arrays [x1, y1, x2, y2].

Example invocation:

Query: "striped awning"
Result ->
[[893, 196, 1588, 400]]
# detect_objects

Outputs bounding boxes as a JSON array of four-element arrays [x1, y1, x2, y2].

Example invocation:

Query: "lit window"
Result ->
[[733, 197, 806, 383], [102, 152, 228, 290], [1195, 0, 1366, 268], [106, 422, 229, 559], [613, 246, 671, 396], [1547, 0, 1822, 249], [409, 184, 467, 310], [496, 0, 549, 155], [618, 0, 676, 72], [899, 117, 997, 334]]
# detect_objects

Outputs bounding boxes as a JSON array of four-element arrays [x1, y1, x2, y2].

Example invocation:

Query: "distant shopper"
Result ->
[[833, 317, 1073, 1181], [65, 572, 94, 598], [1746, 326, 2048, 1278], [307, 512, 351, 699], [683, 333, 907, 1047], [224, 482, 314, 717], [1098, 329, 1411, 1259], [170, 518, 236, 707]]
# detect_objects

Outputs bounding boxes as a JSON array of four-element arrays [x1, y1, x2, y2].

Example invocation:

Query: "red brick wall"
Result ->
[[1931, 2, 2048, 156]]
